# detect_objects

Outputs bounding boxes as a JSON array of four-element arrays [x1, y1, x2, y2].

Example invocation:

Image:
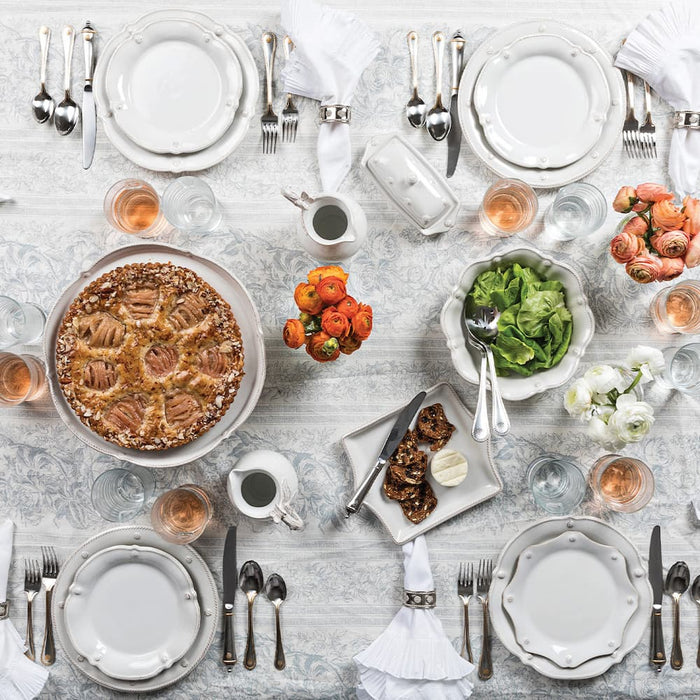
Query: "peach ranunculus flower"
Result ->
[[651, 200, 687, 232], [625, 254, 664, 283], [283, 319, 306, 349], [307, 265, 349, 285], [293, 282, 323, 315], [650, 229, 690, 258], [636, 183, 674, 203], [685, 233, 700, 268], [610, 231, 646, 264], [612, 186, 638, 213], [682, 195, 700, 237], [622, 216, 649, 237], [657, 256, 685, 281]]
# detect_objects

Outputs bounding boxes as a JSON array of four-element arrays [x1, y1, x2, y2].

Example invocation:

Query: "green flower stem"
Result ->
[[623, 369, 643, 395]]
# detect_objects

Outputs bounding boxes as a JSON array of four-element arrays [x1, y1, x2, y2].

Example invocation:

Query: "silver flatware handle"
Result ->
[[643, 80, 652, 120], [624, 70, 636, 119], [222, 606, 236, 669], [244, 597, 256, 670], [460, 599, 472, 663], [485, 348, 509, 436], [61, 25, 75, 95], [262, 32, 276, 110], [472, 352, 489, 442], [478, 598, 492, 680], [25, 598, 35, 661], [449, 31, 465, 95], [672, 596, 683, 669], [39, 26, 50, 88], [432, 31, 445, 107], [650, 607, 666, 670], [274, 605, 286, 670], [41, 588, 55, 665], [345, 458, 386, 516], [82, 22, 95, 83], [407, 31, 419, 93]]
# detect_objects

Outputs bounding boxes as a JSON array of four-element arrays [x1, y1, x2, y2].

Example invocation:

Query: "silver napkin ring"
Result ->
[[0, 601, 8, 620], [674, 111, 700, 129], [403, 589, 436, 609], [319, 105, 351, 124]]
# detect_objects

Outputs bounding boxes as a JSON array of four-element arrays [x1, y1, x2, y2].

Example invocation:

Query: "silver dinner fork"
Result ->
[[476, 558, 493, 680], [640, 80, 657, 158], [261, 31, 279, 154], [457, 562, 474, 662], [23, 559, 41, 661], [41, 546, 59, 666], [281, 36, 299, 143], [622, 68, 641, 158]]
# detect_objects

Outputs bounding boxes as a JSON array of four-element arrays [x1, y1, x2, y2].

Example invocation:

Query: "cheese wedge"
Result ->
[[430, 448, 468, 487]]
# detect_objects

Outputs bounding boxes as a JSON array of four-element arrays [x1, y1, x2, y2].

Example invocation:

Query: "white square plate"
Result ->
[[341, 383, 503, 544]]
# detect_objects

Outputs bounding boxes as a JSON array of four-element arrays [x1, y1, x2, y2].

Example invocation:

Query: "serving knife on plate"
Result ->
[[81, 21, 96, 169], [345, 390, 427, 517], [446, 31, 466, 178], [222, 526, 237, 670], [649, 524, 666, 671]]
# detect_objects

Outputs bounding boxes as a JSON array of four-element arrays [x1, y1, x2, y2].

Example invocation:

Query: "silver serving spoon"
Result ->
[[690, 574, 700, 668], [32, 26, 54, 123], [265, 573, 288, 671], [405, 31, 426, 128], [426, 31, 451, 141], [239, 560, 264, 670], [465, 305, 510, 440], [665, 560, 690, 670], [55, 26, 79, 135]]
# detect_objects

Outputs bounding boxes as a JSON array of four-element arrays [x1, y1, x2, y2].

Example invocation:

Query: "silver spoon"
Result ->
[[265, 573, 288, 671], [55, 26, 79, 135], [665, 560, 690, 670], [32, 26, 54, 124], [426, 31, 451, 141], [239, 560, 264, 670], [690, 574, 700, 668], [405, 32, 426, 128]]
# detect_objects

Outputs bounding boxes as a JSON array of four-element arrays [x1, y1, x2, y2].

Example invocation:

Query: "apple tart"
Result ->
[[55, 262, 244, 450]]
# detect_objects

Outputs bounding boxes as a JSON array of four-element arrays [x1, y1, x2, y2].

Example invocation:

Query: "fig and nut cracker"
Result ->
[[416, 403, 455, 451], [399, 481, 438, 524]]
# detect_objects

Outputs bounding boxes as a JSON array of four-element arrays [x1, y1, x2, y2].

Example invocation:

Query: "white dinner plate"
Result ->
[[502, 531, 638, 668], [490, 516, 652, 680], [342, 382, 502, 545], [64, 545, 200, 681], [105, 18, 242, 154], [473, 34, 611, 169], [458, 21, 625, 188]]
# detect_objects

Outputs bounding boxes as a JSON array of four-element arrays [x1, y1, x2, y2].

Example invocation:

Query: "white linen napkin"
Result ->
[[280, 0, 380, 192], [354, 535, 474, 700], [615, 0, 700, 195], [0, 520, 49, 700]]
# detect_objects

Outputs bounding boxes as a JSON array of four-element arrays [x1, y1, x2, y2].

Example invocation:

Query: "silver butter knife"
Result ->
[[222, 525, 237, 669], [345, 391, 427, 517], [649, 524, 666, 671], [446, 31, 465, 178], [81, 21, 96, 169]]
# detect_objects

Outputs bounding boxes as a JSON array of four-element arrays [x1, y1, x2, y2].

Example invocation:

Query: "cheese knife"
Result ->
[[649, 524, 666, 671], [446, 31, 465, 178], [81, 21, 96, 169], [222, 525, 237, 669]]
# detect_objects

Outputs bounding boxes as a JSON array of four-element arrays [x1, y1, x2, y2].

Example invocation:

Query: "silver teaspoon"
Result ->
[[55, 26, 80, 135], [32, 26, 54, 123], [426, 31, 451, 141], [665, 560, 690, 670], [239, 560, 264, 670], [405, 32, 426, 128], [265, 573, 288, 671], [690, 574, 700, 668]]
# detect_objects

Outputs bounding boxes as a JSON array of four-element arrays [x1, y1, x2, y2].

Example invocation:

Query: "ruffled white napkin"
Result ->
[[354, 536, 474, 700], [280, 0, 380, 192], [615, 0, 700, 195], [0, 520, 49, 700]]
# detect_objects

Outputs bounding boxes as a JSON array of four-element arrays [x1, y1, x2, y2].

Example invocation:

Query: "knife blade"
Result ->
[[345, 390, 427, 517], [81, 22, 96, 170], [222, 525, 237, 669], [446, 31, 465, 178], [648, 524, 666, 671]]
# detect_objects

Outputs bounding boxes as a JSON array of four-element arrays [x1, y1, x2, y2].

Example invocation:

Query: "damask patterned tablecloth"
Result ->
[[1, 0, 699, 698]]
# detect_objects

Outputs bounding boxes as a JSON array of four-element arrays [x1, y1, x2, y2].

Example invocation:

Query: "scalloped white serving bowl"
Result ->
[[440, 246, 594, 400]]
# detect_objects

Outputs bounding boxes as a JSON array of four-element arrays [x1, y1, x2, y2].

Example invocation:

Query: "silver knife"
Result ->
[[649, 524, 666, 671], [81, 22, 96, 169], [345, 390, 427, 517], [222, 525, 237, 669], [446, 31, 465, 178]]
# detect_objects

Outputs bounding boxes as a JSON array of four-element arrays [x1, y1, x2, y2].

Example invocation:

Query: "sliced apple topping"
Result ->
[[84, 360, 117, 391]]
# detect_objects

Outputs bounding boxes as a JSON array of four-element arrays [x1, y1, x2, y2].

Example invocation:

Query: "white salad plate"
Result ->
[[43, 243, 266, 468], [473, 33, 611, 169], [502, 531, 638, 668], [64, 545, 200, 681], [458, 21, 625, 188], [53, 527, 218, 694], [105, 18, 243, 154], [94, 10, 258, 172], [490, 516, 652, 680], [342, 382, 502, 545]]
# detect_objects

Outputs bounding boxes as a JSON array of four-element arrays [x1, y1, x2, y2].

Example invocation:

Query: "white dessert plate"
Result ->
[[473, 33, 611, 169], [458, 21, 625, 188], [64, 545, 200, 681], [503, 531, 638, 668], [342, 382, 502, 545], [490, 516, 652, 680], [105, 18, 242, 154]]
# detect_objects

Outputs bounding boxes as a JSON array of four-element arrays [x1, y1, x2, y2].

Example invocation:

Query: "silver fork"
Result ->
[[23, 559, 41, 661], [476, 558, 493, 680], [640, 80, 657, 158], [281, 36, 299, 144], [622, 68, 641, 158], [457, 562, 474, 662], [261, 31, 279, 154], [41, 546, 59, 666]]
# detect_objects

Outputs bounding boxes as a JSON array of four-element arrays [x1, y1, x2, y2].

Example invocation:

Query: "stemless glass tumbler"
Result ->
[[650, 281, 700, 334], [479, 178, 538, 237], [527, 453, 586, 515], [0, 296, 45, 348], [543, 183, 607, 240], [91, 467, 156, 522], [104, 179, 172, 238], [151, 484, 212, 544], [161, 177, 222, 233], [0, 353, 47, 406], [588, 454, 654, 513]]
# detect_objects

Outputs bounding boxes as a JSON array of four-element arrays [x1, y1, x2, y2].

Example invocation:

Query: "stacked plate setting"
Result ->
[[94, 10, 259, 172], [489, 516, 652, 680], [458, 21, 626, 188]]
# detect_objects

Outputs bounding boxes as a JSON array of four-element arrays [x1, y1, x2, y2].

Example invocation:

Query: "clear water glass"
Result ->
[[0, 353, 47, 406], [588, 454, 654, 513], [91, 467, 155, 522], [0, 296, 45, 348], [544, 183, 607, 240], [650, 281, 700, 334], [479, 178, 538, 236], [660, 343, 700, 396], [161, 177, 222, 233], [527, 453, 586, 514]]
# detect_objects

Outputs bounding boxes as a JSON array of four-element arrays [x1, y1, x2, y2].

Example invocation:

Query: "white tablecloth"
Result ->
[[1, 0, 699, 698]]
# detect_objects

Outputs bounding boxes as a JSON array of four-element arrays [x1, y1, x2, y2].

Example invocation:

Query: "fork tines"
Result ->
[[282, 96, 299, 144], [41, 545, 58, 577], [476, 558, 493, 595], [262, 109, 279, 155]]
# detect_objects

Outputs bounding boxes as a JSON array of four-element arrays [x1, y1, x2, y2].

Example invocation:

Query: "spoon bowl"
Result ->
[[265, 573, 288, 670], [406, 89, 427, 128], [32, 88, 54, 125], [239, 560, 264, 670], [55, 95, 80, 135], [426, 31, 452, 141], [665, 560, 690, 670]]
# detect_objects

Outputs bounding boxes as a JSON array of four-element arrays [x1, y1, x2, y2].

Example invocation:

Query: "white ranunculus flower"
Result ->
[[587, 415, 624, 450], [608, 399, 655, 444], [583, 365, 621, 394], [564, 378, 593, 418], [624, 345, 665, 383]]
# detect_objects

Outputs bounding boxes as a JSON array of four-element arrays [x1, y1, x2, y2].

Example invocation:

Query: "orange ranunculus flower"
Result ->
[[610, 231, 646, 264], [650, 229, 690, 258], [321, 307, 350, 338], [636, 183, 674, 203], [357, 302, 373, 317], [351, 309, 373, 341], [316, 276, 346, 305], [658, 256, 685, 281], [306, 332, 340, 362], [294, 282, 323, 315], [622, 216, 649, 237], [625, 254, 664, 284], [307, 265, 349, 285], [336, 295, 359, 318], [685, 234, 700, 268], [651, 200, 686, 232], [283, 319, 306, 349], [339, 335, 362, 355], [683, 195, 700, 237], [612, 186, 638, 213]]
